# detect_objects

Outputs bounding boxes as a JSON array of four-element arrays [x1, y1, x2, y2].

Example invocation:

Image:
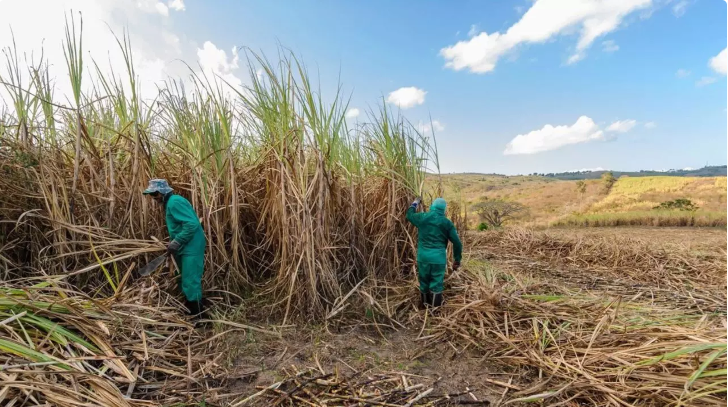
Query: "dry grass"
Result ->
[[0, 278, 249, 406], [419, 229, 728, 406], [471, 228, 726, 303], [550, 210, 727, 228]]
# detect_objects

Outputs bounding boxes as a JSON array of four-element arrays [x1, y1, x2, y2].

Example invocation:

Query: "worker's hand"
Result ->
[[452, 261, 460, 271], [167, 240, 181, 255], [411, 196, 422, 209]]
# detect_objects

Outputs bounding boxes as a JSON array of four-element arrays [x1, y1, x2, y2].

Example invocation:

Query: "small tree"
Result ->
[[653, 198, 699, 211], [575, 180, 587, 194], [575, 180, 587, 211], [473, 199, 527, 227], [601, 171, 616, 194]]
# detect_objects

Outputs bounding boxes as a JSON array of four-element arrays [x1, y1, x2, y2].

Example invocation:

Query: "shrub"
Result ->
[[477, 222, 488, 231], [653, 198, 699, 211]]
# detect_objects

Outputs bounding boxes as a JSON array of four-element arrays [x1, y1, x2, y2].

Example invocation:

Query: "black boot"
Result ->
[[419, 291, 428, 310], [185, 300, 204, 319], [425, 292, 433, 308], [431, 292, 443, 308]]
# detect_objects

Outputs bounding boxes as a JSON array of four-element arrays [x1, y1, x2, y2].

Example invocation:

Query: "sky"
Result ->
[[0, 0, 726, 175]]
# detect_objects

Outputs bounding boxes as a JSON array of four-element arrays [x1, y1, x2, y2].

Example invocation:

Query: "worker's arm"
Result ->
[[447, 223, 462, 264], [167, 199, 201, 247], [405, 198, 425, 227]]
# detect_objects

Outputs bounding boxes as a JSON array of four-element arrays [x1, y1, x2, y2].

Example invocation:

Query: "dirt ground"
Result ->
[[219, 226, 726, 405], [222, 320, 517, 404]]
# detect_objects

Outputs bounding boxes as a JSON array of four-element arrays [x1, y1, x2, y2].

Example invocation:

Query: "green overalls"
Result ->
[[405, 203, 462, 294], [164, 193, 206, 302]]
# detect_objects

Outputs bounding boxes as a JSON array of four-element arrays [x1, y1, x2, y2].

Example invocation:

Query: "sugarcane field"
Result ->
[[1, 2, 727, 406]]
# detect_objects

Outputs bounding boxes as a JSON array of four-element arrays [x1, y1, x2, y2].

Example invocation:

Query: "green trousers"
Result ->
[[175, 255, 204, 302], [417, 262, 446, 293]]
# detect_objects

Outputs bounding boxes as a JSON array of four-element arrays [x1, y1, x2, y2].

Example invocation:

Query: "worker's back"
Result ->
[[165, 195, 206, 255], [406, 202, 461, 265], [417, 208, 453, 263]]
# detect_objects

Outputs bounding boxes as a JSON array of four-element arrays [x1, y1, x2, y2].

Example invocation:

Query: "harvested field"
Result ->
[[217, 228, 726, 406]]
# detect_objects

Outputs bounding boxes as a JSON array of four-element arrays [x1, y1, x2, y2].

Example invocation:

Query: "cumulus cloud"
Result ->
[[644, 121, 657, 129], [709, 48, 727, 75], [168, 0, 185, 11], [696, 76, 717, 87], [675, 69, 691, 78], [0, 0, 191, 104], [441, 0, 651, 73], [196, 41, 243, 89], [418, 120, 445, 134], [601, 40, 619, 53], [386, 87, 426, 109], [504, 116, 604, 155], [606, 119, 637, 133], [345, 108, 360, 119]]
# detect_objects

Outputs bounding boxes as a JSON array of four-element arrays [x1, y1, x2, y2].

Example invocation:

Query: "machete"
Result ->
[[138, 253, 167, 276]]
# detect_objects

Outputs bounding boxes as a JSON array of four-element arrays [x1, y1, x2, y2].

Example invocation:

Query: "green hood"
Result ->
[[431, 198, 446, 213]]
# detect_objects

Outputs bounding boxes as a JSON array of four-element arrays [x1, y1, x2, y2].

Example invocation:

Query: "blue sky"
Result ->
[[2, 0, 726, 174]]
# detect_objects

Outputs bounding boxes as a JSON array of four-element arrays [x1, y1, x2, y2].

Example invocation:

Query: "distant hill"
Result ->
[[428, 172, 726, 228], [531, 166, 727, 180]]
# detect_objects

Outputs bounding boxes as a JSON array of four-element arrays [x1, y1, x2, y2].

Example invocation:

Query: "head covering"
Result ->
[[431, 197, 447, 212], [142, 179, 173, 195]]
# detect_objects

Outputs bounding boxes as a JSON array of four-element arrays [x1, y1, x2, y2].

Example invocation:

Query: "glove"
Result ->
[[167, 240, 181, 255], [411, 196, 422, 209], [452, 261, 460, 271]]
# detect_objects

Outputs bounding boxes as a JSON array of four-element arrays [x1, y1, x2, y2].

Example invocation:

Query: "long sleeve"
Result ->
[[448, 224, 462, 263], [406, 206, 425, 227], [167, 199, 201, 247]]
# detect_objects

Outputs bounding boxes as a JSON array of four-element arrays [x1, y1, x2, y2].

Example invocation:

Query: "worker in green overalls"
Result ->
[[143, 179, 206, 317], [406, 197, 462, 308]]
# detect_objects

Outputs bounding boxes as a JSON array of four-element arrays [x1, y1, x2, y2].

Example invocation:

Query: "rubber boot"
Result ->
[[419, 291, 428, 310], [185, 300, 204, 319], [431, 292, 443, 308], [425, 292, 433, 308]]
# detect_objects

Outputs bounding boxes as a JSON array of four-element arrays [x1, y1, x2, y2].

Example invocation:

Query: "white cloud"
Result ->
[[606, 119, 637, 133], [504, 116, 604, 155], [672, 0, 689, 17], [155, 2, 169, 16], [696, 76, 717, 87], [418, 120, 445, 134], [168, 0, 185, 11], [196, 41, 243, 89], [644, 121, 657, 129], [345, 108, 360, 119], [515, 6, 525, 15], [468, 24, 479, 38], [567, 167, 605, 173], [136, 0, 169, 16], [386, 87, 426, 109], [675, 68, 691, 78], [601, 40, 619, 53], [0, 0, 193, 104], [567, 53, 585, 65], [709, 48, 727, 75], [440, 0, 651, 73]]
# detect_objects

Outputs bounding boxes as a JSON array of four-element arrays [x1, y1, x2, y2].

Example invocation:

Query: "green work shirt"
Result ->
[[164, 194, 206, 256], [406, 205, 462, 265]]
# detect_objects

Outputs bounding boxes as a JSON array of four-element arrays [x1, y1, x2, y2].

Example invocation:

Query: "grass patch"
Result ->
[[551, 210, 726, 227]]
